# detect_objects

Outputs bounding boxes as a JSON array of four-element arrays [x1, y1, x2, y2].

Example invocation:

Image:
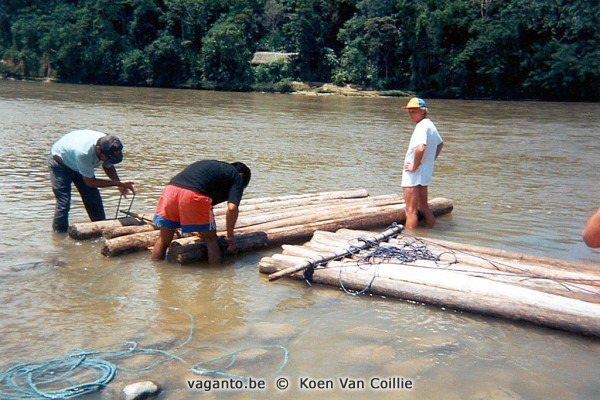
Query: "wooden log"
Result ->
[[281, 245, 336, 259], [338, 260, 600, 336], [259, 257, 600, 337], [389, 238, 600, 288], [168, 232, 270, 264], [420, 237, 600, 274], [234, 203, 402, 234], [227, 194, 405, 228], [346, 242, 600, 303], [215, 189, 369, 208], [213, 189, 372, 216], [101, 230, 160, 257], [68, 217, 143, 240], [236, 197, 451, 235], [103, 224, 157, 239], [101, 190, 372, 225]]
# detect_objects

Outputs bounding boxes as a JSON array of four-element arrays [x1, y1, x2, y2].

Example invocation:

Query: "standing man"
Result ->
[[48, 129, 136, 233], [152, 160, 251, 263], [401, 97, 444, 229]]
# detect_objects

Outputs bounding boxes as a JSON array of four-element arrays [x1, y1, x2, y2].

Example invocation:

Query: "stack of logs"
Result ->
[[67, 189, 454, 264], [259, 228, 600, 337]]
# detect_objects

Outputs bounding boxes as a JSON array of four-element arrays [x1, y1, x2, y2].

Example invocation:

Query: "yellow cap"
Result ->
[[402, 97, 427, 109]]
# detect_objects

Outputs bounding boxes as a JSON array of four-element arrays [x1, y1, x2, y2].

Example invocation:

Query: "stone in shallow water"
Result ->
[[345, 326, 391, 341], [251, 322, 297, 339], [341, 344, 395, 364], [469, 387, 522, 400], [123, 381, 160, 400], [382, 357, 437, 376]]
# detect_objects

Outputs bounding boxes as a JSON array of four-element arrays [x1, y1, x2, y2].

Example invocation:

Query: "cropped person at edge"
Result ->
[[400, 98, 444, 229], [48, 129, 136, 233], [582, 208, 600, 248]]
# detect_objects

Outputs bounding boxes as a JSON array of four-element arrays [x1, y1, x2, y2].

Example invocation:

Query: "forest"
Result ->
[[0, 0, 598, 101]]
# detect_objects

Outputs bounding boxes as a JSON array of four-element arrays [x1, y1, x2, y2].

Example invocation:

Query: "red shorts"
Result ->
[[153, 185, 216, 233]]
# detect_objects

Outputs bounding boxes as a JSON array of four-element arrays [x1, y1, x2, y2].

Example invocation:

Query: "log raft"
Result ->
[[66, 189, 453, 259], [259, 228, 600, 337]]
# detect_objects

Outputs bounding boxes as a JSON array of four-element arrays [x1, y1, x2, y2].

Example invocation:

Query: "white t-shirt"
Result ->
[[401, 118, 443, 187]]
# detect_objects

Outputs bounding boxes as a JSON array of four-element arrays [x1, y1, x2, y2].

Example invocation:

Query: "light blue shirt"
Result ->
[[51, 130, 112, 177]]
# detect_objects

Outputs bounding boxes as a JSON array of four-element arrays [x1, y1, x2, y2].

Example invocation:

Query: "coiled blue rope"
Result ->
[[0, 265, 289, 398]]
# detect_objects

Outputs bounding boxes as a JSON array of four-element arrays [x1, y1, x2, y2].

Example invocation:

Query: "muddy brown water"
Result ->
[[0, 80, 598, 399]]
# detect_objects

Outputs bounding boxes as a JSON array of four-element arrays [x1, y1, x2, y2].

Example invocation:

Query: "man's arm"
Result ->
[[225, 202, 240, 252], [82, 165, 135, 193], [435, 142, 444, 159], [405, 144, 426, 172]]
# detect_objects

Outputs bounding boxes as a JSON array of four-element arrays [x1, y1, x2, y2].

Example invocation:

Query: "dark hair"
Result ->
[[230, 162, 251, 188]]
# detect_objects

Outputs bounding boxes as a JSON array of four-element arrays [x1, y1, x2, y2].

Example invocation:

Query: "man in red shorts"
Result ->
[[152, 160, 251, 263]]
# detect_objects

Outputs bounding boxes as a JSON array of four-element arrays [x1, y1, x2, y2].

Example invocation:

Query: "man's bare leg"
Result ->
[[152, 227, 176, 260], [403, 186, 419, 229], [200, 230, 222, 264], [416, 185, 435, 227]]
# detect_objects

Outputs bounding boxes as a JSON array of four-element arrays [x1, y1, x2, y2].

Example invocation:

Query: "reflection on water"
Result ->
[[0, 80, 598, 399]]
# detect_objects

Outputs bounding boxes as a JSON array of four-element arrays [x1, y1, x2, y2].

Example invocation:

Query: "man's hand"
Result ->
[[404, 161, 417, 172], [224, 236, 237, 253], [118, 181, 136, 197]]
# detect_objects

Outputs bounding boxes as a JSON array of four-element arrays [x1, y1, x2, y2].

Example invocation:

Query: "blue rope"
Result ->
[[0, 265, 289, 398], [332, 232, 458, 296], [1, 355, 115, 399]]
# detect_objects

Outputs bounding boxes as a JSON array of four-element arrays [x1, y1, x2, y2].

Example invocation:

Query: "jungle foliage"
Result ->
[[0, 0, 598, 100]]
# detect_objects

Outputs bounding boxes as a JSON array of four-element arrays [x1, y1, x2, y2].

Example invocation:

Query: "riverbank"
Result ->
[[0, 72, 411, 99], [287, 82, 410, 98]]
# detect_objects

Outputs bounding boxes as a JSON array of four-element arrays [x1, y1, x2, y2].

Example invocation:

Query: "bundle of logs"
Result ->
[[259, 227, 600, 337], [67, 189, 454, 263]]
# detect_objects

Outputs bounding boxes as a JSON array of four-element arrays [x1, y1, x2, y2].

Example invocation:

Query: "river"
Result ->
[[0, 80, 598, 399]]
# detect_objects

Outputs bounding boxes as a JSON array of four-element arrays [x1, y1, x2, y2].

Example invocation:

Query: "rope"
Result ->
[[0, 265, 289, 398], [318, 232, 598, 297], [326, 232, 459, 296]]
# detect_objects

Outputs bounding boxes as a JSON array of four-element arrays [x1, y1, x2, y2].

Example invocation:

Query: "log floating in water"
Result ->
[[168, 232, 270, 264], [212, 189, 371, 217], [259, 228, 600, 337], [103, 224, 157, 239], [68, 217, 143, 240], [420, 237, 600, 275], [101, 230, 161, 257]]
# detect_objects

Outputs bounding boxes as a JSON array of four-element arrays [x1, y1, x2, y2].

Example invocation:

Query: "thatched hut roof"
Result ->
[[251, 52, 298, 65]]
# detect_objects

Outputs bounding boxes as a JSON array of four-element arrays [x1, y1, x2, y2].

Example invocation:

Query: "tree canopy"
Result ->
[[0, 0, 598, 100]]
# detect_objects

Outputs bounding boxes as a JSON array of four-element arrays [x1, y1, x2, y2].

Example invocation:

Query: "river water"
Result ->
[[0, 80, 598, 399]]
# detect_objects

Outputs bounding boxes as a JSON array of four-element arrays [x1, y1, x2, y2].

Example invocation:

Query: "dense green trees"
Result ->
[[0, 0, 597, 100]]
